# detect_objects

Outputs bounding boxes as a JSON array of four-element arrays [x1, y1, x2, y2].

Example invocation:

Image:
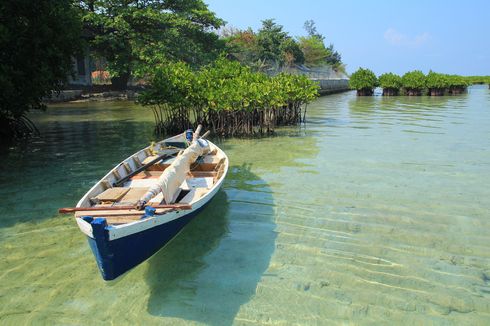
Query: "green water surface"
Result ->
[[1, 86, 489, 325]]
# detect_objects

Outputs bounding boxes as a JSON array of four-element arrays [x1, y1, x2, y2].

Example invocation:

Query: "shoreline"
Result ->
[[46, 78, 350, 104], [45, 89, 141, 103]]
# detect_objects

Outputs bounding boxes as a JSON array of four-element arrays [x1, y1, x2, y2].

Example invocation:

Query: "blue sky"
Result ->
[[205, 0, 490, 76]]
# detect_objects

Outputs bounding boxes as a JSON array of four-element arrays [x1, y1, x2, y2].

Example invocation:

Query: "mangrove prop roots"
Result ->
[[152, 102, 307, 137]]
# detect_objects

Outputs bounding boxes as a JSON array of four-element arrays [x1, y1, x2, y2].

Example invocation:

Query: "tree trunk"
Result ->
[[449, 87, 466, 95], [406, 89, 422, 96], [382, 88, 398, 96], [357, 88, 373, 96], [429, 88, 445, 96]]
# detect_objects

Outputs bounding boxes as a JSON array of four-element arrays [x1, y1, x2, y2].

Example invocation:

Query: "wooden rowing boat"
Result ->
[[64, 131, 228, 280]]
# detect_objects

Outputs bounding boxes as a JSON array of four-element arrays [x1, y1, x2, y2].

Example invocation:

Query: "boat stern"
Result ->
[[79, 217, 117, 280]]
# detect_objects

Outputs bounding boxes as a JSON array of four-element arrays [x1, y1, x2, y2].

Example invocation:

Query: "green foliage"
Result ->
[[304, 20, 324, 41], [223, 28, 260, 66], [79, 0, 224, 88], [464, 76, 490, 84], [425, 71, 449, 89], [0, 0, 82, 141], [298, 36, 330, 67], [254, 19, 304, 67], [279, 38, 305, 66], [378, 73, 402, 89], [223, 19, 342, 70], [325, 43, 342, 67], [349, 68, 378, 90], [447, 75, 468, 88], [140, 58, 319, 135], [256, 19, 288, 63], [401, 70, 426, 90], [298, 20, 341, 68]]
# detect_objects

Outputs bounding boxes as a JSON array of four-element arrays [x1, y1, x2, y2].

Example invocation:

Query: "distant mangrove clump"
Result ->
[[349, 67, 486, 96], [378, 73, 402, 96], [348, 68, 378, 96], [139, 58, 319, 136]]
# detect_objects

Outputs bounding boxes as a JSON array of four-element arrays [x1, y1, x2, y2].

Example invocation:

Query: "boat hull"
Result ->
[[85, 202, 209, 281]]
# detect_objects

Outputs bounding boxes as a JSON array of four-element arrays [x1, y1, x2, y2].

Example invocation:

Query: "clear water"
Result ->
[[1, 86, 489, 324]]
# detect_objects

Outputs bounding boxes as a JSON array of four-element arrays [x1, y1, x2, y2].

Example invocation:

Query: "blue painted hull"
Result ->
[[85, 205, 207, 281]]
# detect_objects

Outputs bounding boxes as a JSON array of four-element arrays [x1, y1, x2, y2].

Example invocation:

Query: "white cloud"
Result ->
[[384, 28, 430, 48]]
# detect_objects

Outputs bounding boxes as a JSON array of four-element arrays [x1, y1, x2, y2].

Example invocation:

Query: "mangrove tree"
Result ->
[[349, 68, 378, 96], [378, 73, 402, 96], [139, 58, 319, 136], [401, 70, 426, 96]]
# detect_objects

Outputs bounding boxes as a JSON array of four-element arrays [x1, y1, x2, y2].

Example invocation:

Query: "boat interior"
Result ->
[[75, 139, 227, 226]]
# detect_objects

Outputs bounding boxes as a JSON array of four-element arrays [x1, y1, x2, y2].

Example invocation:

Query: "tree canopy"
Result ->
[[223, 19, 343, 71], [298, 20, 342, 69], [255, 19, 304, 67], [0, 0, 82, 142], [401, 70, 426, 91], [78, 0, 225, 89], [379, 73, 402, 89], [139, 57, 319, 135], [349, 68, 378, 91]]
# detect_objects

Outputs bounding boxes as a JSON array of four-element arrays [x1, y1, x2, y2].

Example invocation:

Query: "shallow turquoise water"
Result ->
[[1, 86, 489, 324]]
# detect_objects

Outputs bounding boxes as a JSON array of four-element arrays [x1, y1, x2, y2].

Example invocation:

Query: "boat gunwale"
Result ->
[[74, 134, 229, 240]]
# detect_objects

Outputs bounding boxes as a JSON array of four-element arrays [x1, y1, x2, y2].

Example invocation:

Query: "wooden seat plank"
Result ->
[[93, 187, 130, 202], [118, 187, 149, 204]]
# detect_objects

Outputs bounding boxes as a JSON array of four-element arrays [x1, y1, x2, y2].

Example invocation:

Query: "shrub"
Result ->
[[447, 75, 468, 94], [401, 70, 426, 91], [447, 75, 468, 88], [140, 57, 319, 136], [379, 73, 402, 90], [349, 68, 378, 95], [425, 71, 449, 89], [401, 70, 426, 95]]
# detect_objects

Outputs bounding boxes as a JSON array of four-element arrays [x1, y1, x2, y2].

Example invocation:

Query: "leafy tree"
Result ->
[[447, 75, 468, 88], [401, 70, 426, 95], [349, 68, 378, 95], [298, 36, 330, 66], [379, 73, 402, 89], [379, 72, 401, 95], [0, 0, 82, 142], [224, 28, 260, 65], [79, 0, 224, 89], [140, 58, 318, 135], [447, 75, 468, 94], [279, 38, 305, 66], [256, 19, 288, 63], [298, 20, 342, 69], [255, 19, 303, 66], [304, 19, 324, 41], [425, 71, 449, 89], [325, 43, 342, 67]]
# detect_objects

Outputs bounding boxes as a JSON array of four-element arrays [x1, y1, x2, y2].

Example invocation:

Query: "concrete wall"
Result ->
[[46, 90, 83, 102], [314, 78, 350, 95]]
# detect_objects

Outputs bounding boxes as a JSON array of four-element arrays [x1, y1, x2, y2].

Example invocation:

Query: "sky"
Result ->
[[205, 0, 490, 76]]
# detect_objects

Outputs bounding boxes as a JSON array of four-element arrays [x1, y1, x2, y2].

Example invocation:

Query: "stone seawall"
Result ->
[[314, 78, 350, 95]]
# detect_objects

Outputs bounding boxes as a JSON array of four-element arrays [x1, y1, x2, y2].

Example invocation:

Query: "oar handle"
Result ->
[[59, 204, 192, 214], [200, 130, 210, 139]]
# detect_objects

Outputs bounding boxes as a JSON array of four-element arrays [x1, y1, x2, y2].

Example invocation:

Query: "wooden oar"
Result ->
[[200, 130, 210, 139], [112, 149, 178, 187], [59, 203, 191, 214]]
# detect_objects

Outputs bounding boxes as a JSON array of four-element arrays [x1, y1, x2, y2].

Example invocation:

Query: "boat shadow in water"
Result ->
[[145, 163, 276, 325]]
